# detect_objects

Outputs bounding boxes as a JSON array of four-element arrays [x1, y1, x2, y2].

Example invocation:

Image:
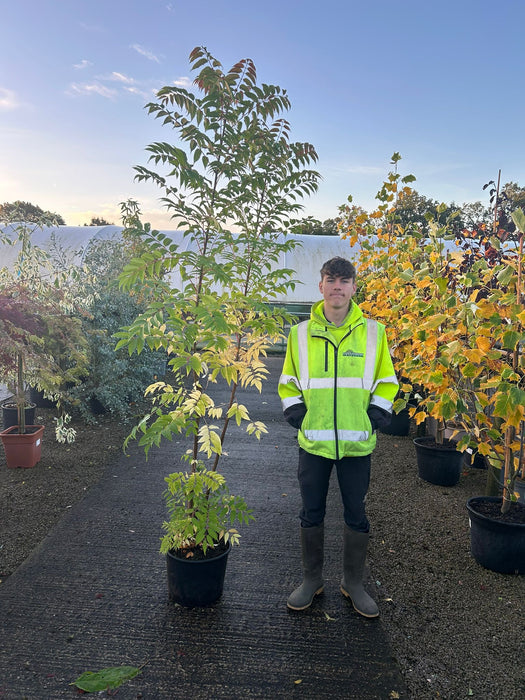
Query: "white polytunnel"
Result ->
[[0, 225, 359, 304]]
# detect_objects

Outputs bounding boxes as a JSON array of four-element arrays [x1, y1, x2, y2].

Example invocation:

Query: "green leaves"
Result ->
[[71, 665, 142, 692], [115, 47, 324, 550], [161, 466, 254, 554], [511, 207, 525, 233], [502, 329, 521, 350]]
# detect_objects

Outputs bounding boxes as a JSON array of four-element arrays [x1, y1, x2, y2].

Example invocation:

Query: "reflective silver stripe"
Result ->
[[339, 429, 370, 441], [279, 374, 302, 391], [370, 374, 398, 394], [309, 377, 365, 390], [304, 429, 370, 442], [370, 395, 393, 411], [363, 319, 377, 387], [308, 377, 334, 389], [281, 396, 304, 410], [339, 377, 369, 390], [297, 321, 309, 389]]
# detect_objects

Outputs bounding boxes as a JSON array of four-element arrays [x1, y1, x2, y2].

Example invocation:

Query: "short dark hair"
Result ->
[[320, 257, 356, 280]]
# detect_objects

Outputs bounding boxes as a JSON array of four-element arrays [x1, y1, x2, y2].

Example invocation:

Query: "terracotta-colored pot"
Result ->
[[0, 425, 45, 468]]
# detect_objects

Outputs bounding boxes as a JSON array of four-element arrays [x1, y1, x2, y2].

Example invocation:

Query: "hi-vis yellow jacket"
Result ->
[[278, 300, 398, 459]]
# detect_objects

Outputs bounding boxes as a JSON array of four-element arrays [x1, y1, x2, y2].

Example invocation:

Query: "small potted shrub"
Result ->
[[116, 46, 320, 605], [0, 287, 47, 466], [401, 218, 471, 488], [160, 467, 253, 606]]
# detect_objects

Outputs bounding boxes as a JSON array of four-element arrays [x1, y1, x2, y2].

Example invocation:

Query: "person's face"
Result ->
[[319, 274, 357, 311]]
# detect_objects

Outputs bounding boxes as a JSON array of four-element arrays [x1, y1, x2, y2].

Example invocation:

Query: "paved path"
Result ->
[[0, 357, 406, 699]]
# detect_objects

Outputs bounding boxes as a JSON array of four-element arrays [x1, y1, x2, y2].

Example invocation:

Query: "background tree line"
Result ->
[[289, 180, 525, 237], [3, 178, 525, 237]]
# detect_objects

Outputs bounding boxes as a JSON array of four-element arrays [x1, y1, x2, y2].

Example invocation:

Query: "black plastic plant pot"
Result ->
[[166, 542, 231, 607], [413, 436, 463, 487], [380, 408, 410, 436], [2, 402, 36, 430], [466, 496, 525, 574], [29, 387, 56, 408]]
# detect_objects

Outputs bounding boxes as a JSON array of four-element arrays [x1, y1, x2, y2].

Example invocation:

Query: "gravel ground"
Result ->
[[1, 405, 524, 699]]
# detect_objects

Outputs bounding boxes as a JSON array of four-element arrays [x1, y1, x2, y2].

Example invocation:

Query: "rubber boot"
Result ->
[[287, 524, 324, 611], [340, 525, 379, 618]]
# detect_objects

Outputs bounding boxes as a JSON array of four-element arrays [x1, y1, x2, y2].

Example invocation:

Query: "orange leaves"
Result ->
[[413, 411, 427, 425], [347, 164, 523, 491], [475, 336, 492, 353], [463, 347, 488, 364], [477, 442, 492, 456]]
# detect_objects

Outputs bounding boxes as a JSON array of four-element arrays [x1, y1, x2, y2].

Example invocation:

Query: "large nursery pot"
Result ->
[[166, 541, 231, 607], [413, 436, 463, 487], [0, 424, 45, 468], [466, 496, 525, 574], [1, 401, 36, 430], [29, 386, 57, 409]]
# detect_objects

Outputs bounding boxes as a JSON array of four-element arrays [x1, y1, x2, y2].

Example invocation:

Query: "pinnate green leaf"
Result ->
[[71, 665, 142, 692]]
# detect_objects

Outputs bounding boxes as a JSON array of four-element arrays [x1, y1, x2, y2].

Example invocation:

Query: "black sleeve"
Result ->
[[283, 403, 307, 430], [367, 405, 392, 432]]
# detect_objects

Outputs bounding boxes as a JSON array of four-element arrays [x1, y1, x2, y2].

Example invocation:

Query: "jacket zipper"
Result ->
[[333, 328, 353, 461], [333, 344, 339, 460]]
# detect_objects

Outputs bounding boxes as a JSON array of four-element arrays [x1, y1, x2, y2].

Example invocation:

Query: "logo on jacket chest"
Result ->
[[342, 350, 364, 358]]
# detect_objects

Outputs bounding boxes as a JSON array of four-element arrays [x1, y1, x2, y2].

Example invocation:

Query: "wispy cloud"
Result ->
[[73, 59, 93, 70], [66, 70, 157, 101], [104, 71, 135, 84], [131, 44, 161, 63], [174, 76, 192, 88], [67, 82, 117, 99], [123, 86, 152, 100], [0, 87, 21, 110]]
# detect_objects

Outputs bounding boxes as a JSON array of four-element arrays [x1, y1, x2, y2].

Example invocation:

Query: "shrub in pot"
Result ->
[[341, 157, 464, 485], [342, 161, 525, 567], [0, 287, 48, 466], [161, 467, 253, 606], [458, 207, 525, 573], [116, 46, 320, 605], [0, 286, 54, 430]]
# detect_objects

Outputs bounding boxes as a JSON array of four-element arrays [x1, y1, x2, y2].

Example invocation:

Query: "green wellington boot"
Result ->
[[287, 523, 324, 611], [340, 524, 379, 618]]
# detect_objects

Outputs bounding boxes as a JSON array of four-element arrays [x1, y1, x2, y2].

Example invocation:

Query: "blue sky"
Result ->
[[2, 0, 524, 228]]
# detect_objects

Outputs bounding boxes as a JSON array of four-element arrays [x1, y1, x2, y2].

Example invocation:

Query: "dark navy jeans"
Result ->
[[297, 447, 371, 532]]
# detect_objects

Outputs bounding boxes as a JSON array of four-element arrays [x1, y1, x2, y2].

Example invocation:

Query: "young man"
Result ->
[[278, 257, 398, 617]]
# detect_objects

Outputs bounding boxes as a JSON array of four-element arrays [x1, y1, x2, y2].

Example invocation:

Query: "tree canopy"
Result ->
[[84, 217, 114, 226], [288, 216, 340, 235], [0, 201, 65, 225]]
